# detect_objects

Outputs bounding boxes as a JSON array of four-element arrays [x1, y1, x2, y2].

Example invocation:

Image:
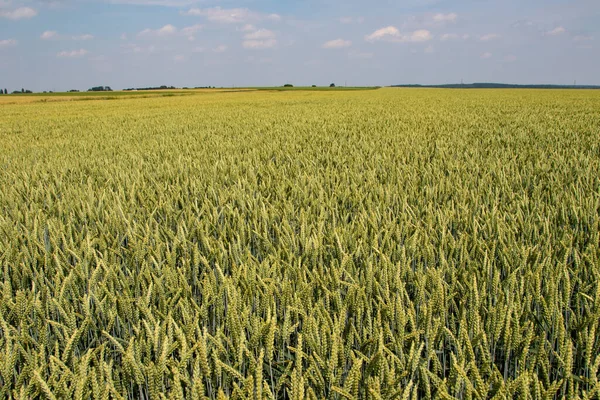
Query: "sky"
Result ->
[[0, 0, 598, 91]]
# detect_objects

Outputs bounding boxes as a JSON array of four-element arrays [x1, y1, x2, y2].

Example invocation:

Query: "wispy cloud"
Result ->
[[182, 7, 281, 24], [138, 24, 177, 37], [0, 7, 37, 20], [241, 28, 277, 49], [322, 39, 352, 49], [57, 49, 89, 58], [504, 55, 517, 62], [366, 26, 433, 43], [121, 43, 156, 54], [181, 24, 202, 37], [41, 31, 58, 40], [108, 0, 201, 6], [239, 24, 256, 32], [440, 33, 469, 41], [243, 39, 276, 49], [213, 44, 227, 52], [432, 13, 457, 23], [480, 52, 492, 59], [136, 24, 201, 41], [573, 35, 593, 42], [244, 29, 275, 40], [546, 26, 566, 36], [0, 38, 18, 48], [73, 34, 94, 40], [42, 31, 94, 41], [480, 34, 500, 41]]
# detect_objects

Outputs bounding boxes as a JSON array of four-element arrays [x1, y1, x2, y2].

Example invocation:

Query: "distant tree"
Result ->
[[312, 85, 317, 87], [329, 83, 335, 87], [4, 89, 7, 94], [88, 86, 112, 92], [21, 88, 25, 93], [284, 84, 293, 87]]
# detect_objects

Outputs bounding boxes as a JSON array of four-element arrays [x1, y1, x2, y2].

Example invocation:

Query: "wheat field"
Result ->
[[0, 88, 599, 399]]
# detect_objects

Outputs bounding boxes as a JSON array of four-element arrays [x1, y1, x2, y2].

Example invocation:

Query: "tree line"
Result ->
[[0, 88, 33, 94]]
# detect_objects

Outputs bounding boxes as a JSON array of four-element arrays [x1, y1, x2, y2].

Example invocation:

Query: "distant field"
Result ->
[[252, 86, 381, 91], [1, 88, 599, 399], [0, 87, 378, 104]]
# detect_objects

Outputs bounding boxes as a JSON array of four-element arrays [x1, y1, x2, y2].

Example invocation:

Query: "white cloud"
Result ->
[[138, 24, 177, 37], [366, 26, 400, 41], [181, 24, 202, 36], [174, 54, 186, 62], [73, 34, 94, 40], [480, 52, 492, 59], [573, 35, 593, 42], [403, 29, 433, 42], [137, 24, 200, 41], [244, 29, 275, 40], [512, 20, 534, 28], [243, 39, 277, 49], [546, 26, 566, 36], [504, 55, 517, 62], [322, 39, 352, 49], [42, 31, 94, 41], [0, 7, 37, 20], [193, 46, 204, 52], [432, 13, 457, 22], [366, 26, 432, 43], [108, 0, 202, 6], [480, 34, 500, 41], [440, 33, 469, 41], [0, 38, 17, 48], [57, 49, 89, 58], [240, 24, 256, 32], [182, 7, 280, 24], [120, 33, 127, 40], [41, 31, 58, 40], [242, 28, 276, 49], [339, 16, 364, 24], [440, 33, 457, 41], [213, 44, 227, 52]]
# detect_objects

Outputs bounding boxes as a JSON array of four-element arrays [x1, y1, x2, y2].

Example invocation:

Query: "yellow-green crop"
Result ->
[[0, 88, 599, 399]]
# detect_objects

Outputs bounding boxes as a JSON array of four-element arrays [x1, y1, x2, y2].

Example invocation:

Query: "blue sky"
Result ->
[[0, 0, 598, 91]]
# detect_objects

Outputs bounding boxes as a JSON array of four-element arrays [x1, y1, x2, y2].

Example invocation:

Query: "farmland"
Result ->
[[0, 88, 599, 399]]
